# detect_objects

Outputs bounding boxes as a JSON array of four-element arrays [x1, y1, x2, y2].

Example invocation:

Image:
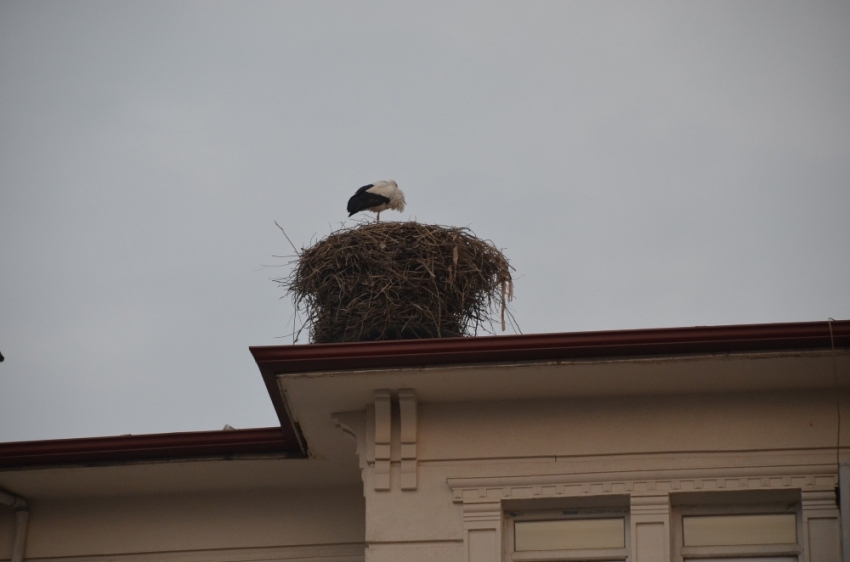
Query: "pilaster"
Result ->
[[463, 501, 503, 562], [802, 490, 841, 562], [630, 492, 671, 562]]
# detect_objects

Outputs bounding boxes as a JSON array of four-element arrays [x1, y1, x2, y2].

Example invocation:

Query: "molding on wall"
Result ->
[[2, 543, 366, 562], [420, 448, 844, 471], [449, 465, 838, 504]]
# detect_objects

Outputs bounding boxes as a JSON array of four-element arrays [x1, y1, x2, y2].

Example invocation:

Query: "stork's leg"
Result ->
[[376, 211, 381, 222]]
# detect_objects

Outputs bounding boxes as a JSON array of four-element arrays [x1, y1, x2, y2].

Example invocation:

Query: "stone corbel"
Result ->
[[398, 388, 418, 490], [373, 389, 392, 491], [332, 410, 368, 470]]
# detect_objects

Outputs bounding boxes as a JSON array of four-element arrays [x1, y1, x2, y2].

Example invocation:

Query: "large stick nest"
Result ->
[[278, 222, 514, 343]]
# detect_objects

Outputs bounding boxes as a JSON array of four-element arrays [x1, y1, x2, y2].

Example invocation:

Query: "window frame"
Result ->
[[505, 507, 631, 562], [672, 503, 803, 562]]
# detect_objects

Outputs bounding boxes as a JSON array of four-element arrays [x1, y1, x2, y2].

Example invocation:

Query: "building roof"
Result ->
[[0, 427, 296, 469], [1, 320, 847, 470], [251, 319, 850, 432]]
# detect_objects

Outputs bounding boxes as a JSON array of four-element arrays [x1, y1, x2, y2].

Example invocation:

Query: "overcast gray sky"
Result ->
[[1, 1, 848, 442]]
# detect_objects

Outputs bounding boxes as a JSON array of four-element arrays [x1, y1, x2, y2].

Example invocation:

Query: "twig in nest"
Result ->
[[274, 221, 299, 255]]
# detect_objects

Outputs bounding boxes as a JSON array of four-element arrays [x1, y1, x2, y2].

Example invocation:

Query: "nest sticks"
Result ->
[[278, 222, 513, 343]]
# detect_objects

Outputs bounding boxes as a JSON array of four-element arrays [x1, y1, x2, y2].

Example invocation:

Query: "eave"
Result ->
[[251, 320, 850, 432], [0, 427, 298, 470]]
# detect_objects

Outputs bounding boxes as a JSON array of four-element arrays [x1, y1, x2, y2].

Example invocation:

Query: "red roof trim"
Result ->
[[251, 320, 849, 430], [252, 320, 849, 372], [0, 427, 298, 469]]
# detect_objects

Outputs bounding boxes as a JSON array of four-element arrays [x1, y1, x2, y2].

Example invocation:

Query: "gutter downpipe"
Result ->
[[0, 488, 28, 562]]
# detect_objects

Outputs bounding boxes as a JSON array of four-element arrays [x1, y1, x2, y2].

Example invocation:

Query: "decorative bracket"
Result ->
[[399, 389, 418, 490], [373, 389, 392, 491]]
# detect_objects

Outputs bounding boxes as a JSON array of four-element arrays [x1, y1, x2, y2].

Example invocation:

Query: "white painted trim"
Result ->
[[679, 544, 802, 558], [512, 548, 627, 561], [449, 467, 837, 504]]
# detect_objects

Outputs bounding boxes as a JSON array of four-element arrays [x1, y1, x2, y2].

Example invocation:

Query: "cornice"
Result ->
[[448, 464, 838, 504]]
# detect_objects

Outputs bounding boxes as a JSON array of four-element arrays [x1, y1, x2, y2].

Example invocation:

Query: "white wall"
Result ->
[[1, 486, 364, 562], [356, 389, 843, 562]]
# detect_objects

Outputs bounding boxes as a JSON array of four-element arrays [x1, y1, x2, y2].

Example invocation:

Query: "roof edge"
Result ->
[[250, 320, 850, 432], [0, 427, 301, 469], [251, 320, 850, 371]]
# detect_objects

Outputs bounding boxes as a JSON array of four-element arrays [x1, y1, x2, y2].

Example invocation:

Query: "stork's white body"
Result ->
[[365, 181, 405, 214], [347, 180, 406, 221]]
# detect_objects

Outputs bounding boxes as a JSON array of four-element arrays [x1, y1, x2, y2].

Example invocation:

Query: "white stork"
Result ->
[[346, 180, 406, 222]]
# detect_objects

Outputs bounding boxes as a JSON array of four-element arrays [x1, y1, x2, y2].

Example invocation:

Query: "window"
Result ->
[[515, 518, 625, 551], [672, 491, 802, 562], [505, 502, 629, 562], [683, 514, 797, 547]]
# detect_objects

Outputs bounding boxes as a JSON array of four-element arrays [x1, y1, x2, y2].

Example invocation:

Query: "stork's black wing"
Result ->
[[347, 186, 390, 216]]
